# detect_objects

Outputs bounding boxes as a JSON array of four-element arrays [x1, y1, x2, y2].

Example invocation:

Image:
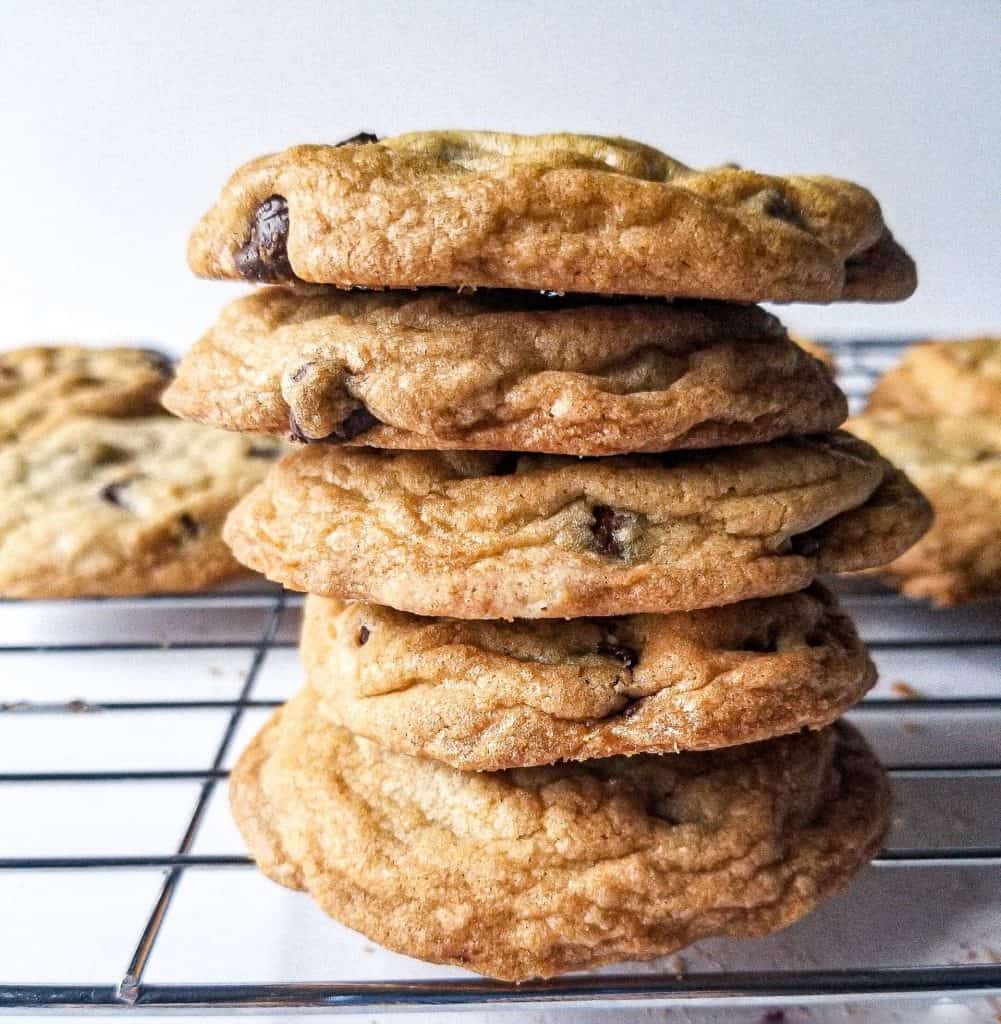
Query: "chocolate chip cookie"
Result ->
[[0, 345, 172, 444], [188, 131, 915, 303], [0, 415, 282, 597], [223, 432, 931, 618], [164, 288, 847, 455], [303, 583, 874, 770], [866, 336, 1001, 417], [848, 412, 1001, 605], [231, 685, 890, 981]]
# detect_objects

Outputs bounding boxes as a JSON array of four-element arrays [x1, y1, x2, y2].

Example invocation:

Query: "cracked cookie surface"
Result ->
[[230, 686, 890, 981], [0, 345, 172, 444], [866, 336, 1001, 417], [188, 130, 915, 303], [0, 415, 283, 597], [848, 412, 1001, 606], [164, 288, 846, 455], [223, 432, 931, 618], [303, 583, 875, 770]]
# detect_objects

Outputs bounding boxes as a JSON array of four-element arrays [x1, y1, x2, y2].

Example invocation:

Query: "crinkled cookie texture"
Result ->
[[866, 336, 1001, 417], [231, 687, 890, 981], [848, 412, 1001, 606], [303, 584, 875, 770], [224, 432, 931, 618], [165, 288, 847, 455], [188, 130, 916, 303], [0, 416, 283, 598], [0, 345, 172, 444]]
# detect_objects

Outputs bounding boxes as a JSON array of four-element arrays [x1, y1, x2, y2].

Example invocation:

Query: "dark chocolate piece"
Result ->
[[335, 132, 379, 147], [235, 195, 296, 283], [597, 639, 638, 667], [288, 405, 381, 444], [590, 505, 628, 558]]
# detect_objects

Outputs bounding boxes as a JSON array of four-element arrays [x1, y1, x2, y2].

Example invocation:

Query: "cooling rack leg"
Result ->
[[115, 592, 286, 1004]]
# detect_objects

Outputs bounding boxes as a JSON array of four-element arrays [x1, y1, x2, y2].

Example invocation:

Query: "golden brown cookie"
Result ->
[[164, 288, 847, 455], [866, 336, 1001, 417], [303, 584, 875, 770], [0, 415, 283, 598], [223, 433, 931, 618], [188, 131, 915, 303], [0, 345, 172, 444], [848, 412, 1001, 605], [231, 686, 890, 981]]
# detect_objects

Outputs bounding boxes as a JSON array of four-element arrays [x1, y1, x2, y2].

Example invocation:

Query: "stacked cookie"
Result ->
[[166, 131, 931, 981]]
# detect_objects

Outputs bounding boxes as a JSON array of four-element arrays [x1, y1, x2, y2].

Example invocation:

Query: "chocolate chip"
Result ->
[[138, 348, 174, 376], [178, 513, 199, 537], [590, 505, 631, 558], [247, 443, 281, 459], [335, 132, 380, 147], [751, 188, 805, 229], [99, 478, 133, 507], [338, 406, 380, 440], [597, 639, 638, 667], [288, 405, 381, 444], [788, 532, 821, 557], [358, 625, 370, 646], [234, 195, 296, 283]]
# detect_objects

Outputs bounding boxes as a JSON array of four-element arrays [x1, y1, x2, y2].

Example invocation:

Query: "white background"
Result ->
[[1, 0, 998, 355]]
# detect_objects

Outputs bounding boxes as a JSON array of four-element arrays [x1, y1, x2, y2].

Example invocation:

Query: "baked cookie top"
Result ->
[[0, 415, 282, 598], [848, 412, 1001, 606], [231, 687, 890, 981], [164, 288, 847, 455], [866, 336, 1001, 417], [303, 584, 875, 770], [0, 345, 172, 444], [223, 432, 931, 618], [188, 131, 916, 303]]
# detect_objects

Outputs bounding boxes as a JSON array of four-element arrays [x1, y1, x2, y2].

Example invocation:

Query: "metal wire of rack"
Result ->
[[1, 338, 1000, 1015]]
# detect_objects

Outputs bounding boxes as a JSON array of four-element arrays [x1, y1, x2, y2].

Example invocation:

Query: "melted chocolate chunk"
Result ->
[[235, 195, 296, 283], [357, 625, 370, 646], [335, 132, 380, 147], [178, 513, 199, 537], [99, 478, 133, 507], [590, 505, 627, 558], [597, 639, 638, 667], [288, 404, 381, 444], [338, 406, 380, 440]]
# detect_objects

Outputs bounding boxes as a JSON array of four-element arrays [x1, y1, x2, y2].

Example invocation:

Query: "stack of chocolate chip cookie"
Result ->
[[166, 131, 932, 981]]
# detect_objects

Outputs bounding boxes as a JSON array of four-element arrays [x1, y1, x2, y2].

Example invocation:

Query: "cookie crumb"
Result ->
[[890, 680, 923, 699]]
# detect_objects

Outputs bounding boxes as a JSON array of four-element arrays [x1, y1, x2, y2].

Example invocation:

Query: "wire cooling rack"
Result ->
[[1, 338, 1000, 1016]]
